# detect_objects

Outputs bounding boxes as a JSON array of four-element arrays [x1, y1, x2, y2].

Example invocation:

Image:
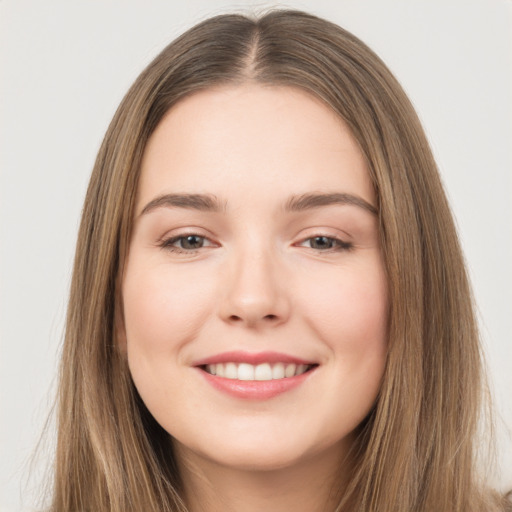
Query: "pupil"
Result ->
[[312, 236, 332, 249], [183, 235, 203, 249]]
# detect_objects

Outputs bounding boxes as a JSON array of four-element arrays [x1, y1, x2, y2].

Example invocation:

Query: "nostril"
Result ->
[[228, 313, 278, 323]]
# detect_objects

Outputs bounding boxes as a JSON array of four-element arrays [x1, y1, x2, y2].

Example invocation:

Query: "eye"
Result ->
[[161, 234, 214, 253], [299, 236, 352, 252]]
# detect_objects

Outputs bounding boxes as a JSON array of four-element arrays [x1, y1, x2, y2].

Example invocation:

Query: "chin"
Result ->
[[173, 425, 349, 474], [184, 444, 312, 473]]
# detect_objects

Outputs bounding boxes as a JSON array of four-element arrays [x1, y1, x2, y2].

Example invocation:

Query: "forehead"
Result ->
[[137, 84, 374, 211]]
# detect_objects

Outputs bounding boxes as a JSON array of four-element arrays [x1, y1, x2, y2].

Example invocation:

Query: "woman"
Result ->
[[49, 9, 510, 512]]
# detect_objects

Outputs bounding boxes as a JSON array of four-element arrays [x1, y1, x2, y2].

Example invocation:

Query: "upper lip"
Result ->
[[192, 351, 317, 367]]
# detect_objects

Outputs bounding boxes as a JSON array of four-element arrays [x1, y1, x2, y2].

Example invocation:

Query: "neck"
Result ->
[[174, 442, 352, 512]]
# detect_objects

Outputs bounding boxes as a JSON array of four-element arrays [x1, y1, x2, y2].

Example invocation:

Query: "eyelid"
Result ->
[[292, 227, 354, 252], [297, 235, 352, 251], [158, 230, 219, 254], [156, 228, 353, 254]]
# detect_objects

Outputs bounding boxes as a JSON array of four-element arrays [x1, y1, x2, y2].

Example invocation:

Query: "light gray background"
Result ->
[[1, 1, 510, 510]]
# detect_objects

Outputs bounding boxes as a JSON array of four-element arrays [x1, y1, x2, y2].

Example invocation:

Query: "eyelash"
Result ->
[[160, 234, 214, 254], [160, 234, 353, 254], [297, 236, 353, 252]]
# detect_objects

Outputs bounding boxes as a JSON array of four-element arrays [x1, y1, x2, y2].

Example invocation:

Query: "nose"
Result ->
[[218, 246, 291, 328]]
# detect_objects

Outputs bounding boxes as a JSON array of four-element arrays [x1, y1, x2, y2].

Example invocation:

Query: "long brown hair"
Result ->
[[50, 9, 509, 511]]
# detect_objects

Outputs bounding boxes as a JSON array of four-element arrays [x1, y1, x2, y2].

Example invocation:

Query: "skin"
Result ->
[[119, 84, 389, 512]]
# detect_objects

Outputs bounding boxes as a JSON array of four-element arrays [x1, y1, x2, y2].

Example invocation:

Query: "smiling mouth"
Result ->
[[201, 362, 316, 381]]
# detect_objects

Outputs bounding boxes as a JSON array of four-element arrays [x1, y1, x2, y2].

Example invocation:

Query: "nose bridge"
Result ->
[[219, 237, 289, 327]]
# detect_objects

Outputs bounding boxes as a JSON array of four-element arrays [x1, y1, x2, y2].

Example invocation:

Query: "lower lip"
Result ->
[[197, 367, 315, 400]]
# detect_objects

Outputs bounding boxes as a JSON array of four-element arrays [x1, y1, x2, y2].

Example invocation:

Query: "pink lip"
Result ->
[[193, 351, 315, 366], [192, 351, 318, 400], [197, 367, 315, 400]]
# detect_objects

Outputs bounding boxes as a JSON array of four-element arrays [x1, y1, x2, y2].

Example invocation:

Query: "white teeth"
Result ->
[[225, 362, 237, 379], [215, 363, 225, 377], [296, 364, 307, 376], [237, 363, 254, 381], [272, 362, 285, 379], [204, 362, 312, 381], [285, 364, 296, 378], [255, 363, 272, 381]]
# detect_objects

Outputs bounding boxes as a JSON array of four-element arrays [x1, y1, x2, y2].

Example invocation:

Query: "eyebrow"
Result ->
[[139, 191, 378, 217], [284, 192, 378, 215], [140, 193, 226, 216]]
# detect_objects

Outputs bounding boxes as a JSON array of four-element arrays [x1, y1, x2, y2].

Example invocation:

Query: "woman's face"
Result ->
[[120, 84, 388, 471]]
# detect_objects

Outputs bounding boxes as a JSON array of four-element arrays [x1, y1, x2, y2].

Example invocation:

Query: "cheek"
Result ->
[[305, 262, 388, 342], [300, 258, 389, 390], [121, 260, 219, 428], [122, 259, 217, 354], [317, 263, 388, 421]]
